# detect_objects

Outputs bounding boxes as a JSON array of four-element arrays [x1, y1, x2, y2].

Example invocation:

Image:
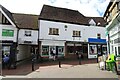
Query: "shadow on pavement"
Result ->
[[2, 58, 97, 76]]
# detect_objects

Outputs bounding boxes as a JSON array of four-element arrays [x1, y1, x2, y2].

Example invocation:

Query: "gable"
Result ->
[[0, 11, 11, 25], [89, 19, 96, 26], [0, 5, 16, 27]]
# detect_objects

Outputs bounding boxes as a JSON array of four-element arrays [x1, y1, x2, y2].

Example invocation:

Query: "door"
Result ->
[[58, 46, 64, 57], [49, 46, 56, 59], [2, 46, 10, 56]]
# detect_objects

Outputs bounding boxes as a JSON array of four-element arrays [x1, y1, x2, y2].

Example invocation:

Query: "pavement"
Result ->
[[27, 63, 118, 78], [1, 59, 119, 79]]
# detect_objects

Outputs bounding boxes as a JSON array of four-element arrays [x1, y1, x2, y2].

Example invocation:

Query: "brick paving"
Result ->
[[2, 59, 97, 75], [1, 59, 119, 79]]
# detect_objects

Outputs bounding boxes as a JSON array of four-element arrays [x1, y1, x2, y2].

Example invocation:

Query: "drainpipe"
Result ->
[[108, 33, 110, 54]]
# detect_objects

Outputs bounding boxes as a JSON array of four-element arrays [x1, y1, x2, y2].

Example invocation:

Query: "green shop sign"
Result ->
[[2, 29, 14, 37]]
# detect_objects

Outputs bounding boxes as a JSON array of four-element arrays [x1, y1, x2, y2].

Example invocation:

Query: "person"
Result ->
[[75, 51, 79, 59], [52, 49, 56, 61], [3, 54, 9, 69]]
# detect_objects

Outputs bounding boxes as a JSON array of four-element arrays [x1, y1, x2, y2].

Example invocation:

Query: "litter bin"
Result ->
[[116, 57, 120, 74], [106, 54, 116, 71]]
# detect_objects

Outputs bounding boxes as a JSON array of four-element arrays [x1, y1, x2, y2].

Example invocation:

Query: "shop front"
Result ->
[[40, 40, 65, 59], [88, 38, 107, 59], [65, 41, 88, 59]]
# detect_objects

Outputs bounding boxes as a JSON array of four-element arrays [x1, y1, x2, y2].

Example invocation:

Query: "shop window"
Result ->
[[89, 45, 97, 55], [97, 34, 101, 39], [42, 46, 49, 56], [73, 30, 81, 37], [118, 47, 120, 55], [58, 46, 64, 57], [49, 28, 59, 35], [24, 31, 32, 36]]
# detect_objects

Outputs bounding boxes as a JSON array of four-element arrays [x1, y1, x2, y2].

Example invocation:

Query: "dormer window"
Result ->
[[97, 22, 101, 26], [89, 19, 96, 26]]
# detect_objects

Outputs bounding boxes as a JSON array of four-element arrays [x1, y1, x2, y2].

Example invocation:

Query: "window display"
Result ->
[[42, 46, 49, 56], [89, 45, 97, 55]]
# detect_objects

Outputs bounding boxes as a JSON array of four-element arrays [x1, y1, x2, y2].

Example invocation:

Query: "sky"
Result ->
[[0, 0, 110, 17]]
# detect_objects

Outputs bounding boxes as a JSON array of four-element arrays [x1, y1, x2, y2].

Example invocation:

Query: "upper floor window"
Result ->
[[0, 11, 2, 24], [24, 31, 32, 36], [89, 19, 96, 26], [73, 30, 81, 37], [1, 14, 11, 25], [97, 33, 101, 39], [49, 28, 59, 35]]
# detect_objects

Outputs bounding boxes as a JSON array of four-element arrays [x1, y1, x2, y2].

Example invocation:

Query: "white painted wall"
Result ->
[[18, 29, 38, 45], [0, 24, 17, 42], [17, 45, 31, 61], [39, 20, 106, 42]]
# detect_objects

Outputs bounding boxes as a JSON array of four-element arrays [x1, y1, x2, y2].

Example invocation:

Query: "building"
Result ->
[[104, 0, 120, 56], [12, 13, 39, 61], [39, 5, 107, 59], [0, 5, 39, 63], [0, 5, 18, 59]]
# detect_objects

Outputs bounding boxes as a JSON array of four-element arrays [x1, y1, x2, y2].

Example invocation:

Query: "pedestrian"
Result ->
[[52, 48, 56, 61], [75, 51, 79, 59]]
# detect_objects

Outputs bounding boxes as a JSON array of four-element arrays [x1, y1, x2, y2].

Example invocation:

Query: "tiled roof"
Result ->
[[86, 17, 106, 26], [12, 13, 38, 29], [39, 5, 106, 27], [39, 5, 88, 25]]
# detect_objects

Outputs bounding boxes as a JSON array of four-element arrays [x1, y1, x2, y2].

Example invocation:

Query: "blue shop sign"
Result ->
[[88, 38, 106, 43]]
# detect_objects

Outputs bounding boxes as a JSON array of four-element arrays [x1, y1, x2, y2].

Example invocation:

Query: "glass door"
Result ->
[[58, 46, 64, 57], [2, 46, 10, 56], [49, 46, 56, 59]]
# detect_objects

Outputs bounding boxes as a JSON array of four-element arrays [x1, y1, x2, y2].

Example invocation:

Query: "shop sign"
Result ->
[[2, 29, 14, 37]]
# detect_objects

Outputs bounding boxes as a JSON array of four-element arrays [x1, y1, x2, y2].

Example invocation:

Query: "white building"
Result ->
[[104, 1, 120, 56], [12, 13, 39, 61], [39, 5, 107, 59], [0, 5, 18, 59]]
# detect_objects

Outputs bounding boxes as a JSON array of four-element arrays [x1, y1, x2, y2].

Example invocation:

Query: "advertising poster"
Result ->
[[89, 45, 97, 55]]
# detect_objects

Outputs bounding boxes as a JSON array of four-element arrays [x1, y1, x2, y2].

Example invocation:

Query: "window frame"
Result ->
[[49, 28, 59, 35], [24, 30, 32, 37], [97, 33, 101, 39], [72, 30, 81, 37]]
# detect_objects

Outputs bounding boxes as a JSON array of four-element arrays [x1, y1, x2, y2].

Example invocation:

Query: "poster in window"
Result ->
[[89, 45, 97, 55]]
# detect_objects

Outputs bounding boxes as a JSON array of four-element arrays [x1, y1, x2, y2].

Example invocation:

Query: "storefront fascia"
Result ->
[[88, 38, 107, 59], [40, 40, 66, 58], [1, 28, 17, 56]]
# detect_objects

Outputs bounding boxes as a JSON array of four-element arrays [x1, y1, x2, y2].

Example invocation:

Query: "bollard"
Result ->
[[78, 54, 81, 65], [59, 60, 61, 68], [79, 58, 81, 65], [32, 59, 34, 71]]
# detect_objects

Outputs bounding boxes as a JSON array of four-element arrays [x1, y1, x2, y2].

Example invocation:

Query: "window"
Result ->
[[2, 14, 11, 25], [97, 34, 101, 39], [24, 31, 32, 36], [49, 28, 59, 35], [73, 30, 81, 37], [0, 11, 2, 24]]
